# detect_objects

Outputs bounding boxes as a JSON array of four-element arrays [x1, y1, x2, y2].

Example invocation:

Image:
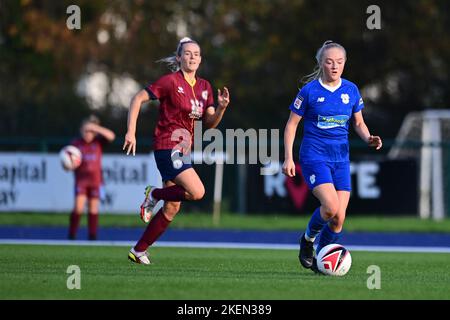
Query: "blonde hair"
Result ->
[[301, 40, 347, 84], [157, 37, 200, 72]]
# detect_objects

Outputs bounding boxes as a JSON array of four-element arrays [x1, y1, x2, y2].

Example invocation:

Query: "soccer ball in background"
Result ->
[[59, 145, 82, 171], [316, 244, 352, 276]]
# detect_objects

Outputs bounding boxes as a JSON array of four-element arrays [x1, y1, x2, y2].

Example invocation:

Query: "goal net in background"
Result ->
[[388, 110, 450, 220]]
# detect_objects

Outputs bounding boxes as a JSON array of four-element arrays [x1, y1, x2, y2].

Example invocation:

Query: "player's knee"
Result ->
[[322, 203, 339, 219], [330, 214, 345, 229], [167, 201, 181, 213], [190, 185, 205, 201], [164, 202, 181, 218]]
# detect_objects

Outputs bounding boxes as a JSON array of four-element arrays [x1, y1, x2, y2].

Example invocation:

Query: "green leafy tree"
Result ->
[[0, 0, 448, 145]]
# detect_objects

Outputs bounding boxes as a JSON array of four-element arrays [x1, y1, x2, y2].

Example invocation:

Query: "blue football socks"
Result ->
[[305, 207, 328, 242], [316, 223, 342, 254]]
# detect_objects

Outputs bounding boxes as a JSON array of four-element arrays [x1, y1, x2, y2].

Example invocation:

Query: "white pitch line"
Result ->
[[346, 245, 450, 253], [0, 239, 450, 253]]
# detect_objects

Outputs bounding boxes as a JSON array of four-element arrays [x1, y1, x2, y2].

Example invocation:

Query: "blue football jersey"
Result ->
[[289, 78, 364, 162]]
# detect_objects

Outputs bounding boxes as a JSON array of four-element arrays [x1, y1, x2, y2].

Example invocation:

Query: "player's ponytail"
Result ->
[[157, 37, 199, 72], [301, 40, 346, 85]]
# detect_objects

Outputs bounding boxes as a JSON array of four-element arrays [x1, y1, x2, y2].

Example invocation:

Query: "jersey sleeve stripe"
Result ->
[[144, 87, 158, 100]]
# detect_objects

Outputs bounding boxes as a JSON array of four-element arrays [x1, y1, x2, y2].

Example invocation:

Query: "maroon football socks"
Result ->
[[88, 213, 98, 240], [151, 185, 186, 202], [68, 211, 98, 240], [134, 209, 171, 252], [68, 211, 81, 239]]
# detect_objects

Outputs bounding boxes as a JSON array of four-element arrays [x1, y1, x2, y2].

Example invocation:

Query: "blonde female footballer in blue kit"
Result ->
[[282, 41, 382, 273]]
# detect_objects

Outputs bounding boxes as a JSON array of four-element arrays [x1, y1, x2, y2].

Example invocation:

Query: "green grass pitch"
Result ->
[[0, 244, 449, 300]]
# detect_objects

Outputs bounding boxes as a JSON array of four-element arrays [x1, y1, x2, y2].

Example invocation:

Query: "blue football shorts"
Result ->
[[300, 161, 351, 191], [154, 149, 192, 182]]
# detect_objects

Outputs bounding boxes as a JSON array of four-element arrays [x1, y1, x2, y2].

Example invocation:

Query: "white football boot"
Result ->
[[128, 247, 151, 265], [140, 185, 158, 223]]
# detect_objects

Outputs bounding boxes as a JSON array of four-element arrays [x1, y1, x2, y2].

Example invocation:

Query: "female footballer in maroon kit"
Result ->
[[68, 116, 115, 240], [124, 37, 230, 264]]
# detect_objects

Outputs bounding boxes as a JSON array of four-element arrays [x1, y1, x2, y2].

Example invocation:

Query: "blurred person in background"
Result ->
[[68, 115, 116, 240], [282, 41, 382, 273], [123, 37, 231, 264]]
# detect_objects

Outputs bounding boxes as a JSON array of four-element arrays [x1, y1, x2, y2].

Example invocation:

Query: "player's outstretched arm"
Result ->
[[85, 123, 116, 142], [123, 89, 150, 156], [282, 112, 302, 177], [352, 111, 382, 150], [203, 87, 230, 129]]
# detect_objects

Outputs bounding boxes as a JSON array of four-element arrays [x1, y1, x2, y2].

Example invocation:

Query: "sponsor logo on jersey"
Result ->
[[317, 97, 325, 102], [317, 114, 350, 129], [294, 96, 304, 109], [341, 93, 350, 104]]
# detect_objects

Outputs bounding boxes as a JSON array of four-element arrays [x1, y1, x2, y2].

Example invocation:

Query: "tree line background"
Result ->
[[1, 0, 449, 150]]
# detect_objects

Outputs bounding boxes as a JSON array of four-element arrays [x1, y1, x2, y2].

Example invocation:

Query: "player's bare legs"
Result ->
[[308, 190, 350, 272], [329, 191, 350, 233], [314, 189, 350, 270], [130, 170, 205, 264], [140, 168, 204, 222], [173, 168, 205, 202], [129, 180, 183, 264], [75, 194, 87, 214], [87, 197, 99, 215], [312, 183, 340, 221], [161, 180, 181, 221], [299, 183, 339, 269], [141, 168, 204, 223]]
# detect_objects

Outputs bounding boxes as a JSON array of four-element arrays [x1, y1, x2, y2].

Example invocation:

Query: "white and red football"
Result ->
[[316, 243, 352, 276], [59, 145, 82, 171]]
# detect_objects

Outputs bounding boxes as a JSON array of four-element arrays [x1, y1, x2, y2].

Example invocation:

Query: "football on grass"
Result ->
[[316, 243, 352, 276]]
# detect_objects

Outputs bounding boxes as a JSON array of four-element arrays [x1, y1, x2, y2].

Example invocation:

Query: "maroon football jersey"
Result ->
[[71, 136, 106, 186], [145, 70, 215, 152]]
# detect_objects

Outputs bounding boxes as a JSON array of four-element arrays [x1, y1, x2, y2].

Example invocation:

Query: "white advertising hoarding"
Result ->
[[0, 152, 162, 213]]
